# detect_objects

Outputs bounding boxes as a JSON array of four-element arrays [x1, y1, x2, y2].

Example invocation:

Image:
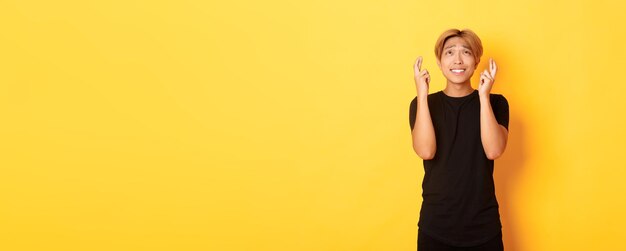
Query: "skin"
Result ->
[[412, 36, 508, 160]]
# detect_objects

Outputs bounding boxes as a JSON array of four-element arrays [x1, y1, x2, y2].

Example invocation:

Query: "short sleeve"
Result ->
[[491, 94, 509, 130], [409, 97, 417, 131]]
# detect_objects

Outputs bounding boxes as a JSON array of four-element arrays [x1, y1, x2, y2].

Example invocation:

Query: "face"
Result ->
[[437, 36, 478, 85]]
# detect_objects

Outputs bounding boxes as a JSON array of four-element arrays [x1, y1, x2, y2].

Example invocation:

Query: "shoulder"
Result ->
[[489, 93, 506, 99], [410, 91, 443, 103], [489, 93, 509, 105], [410, 93, 438, 110]]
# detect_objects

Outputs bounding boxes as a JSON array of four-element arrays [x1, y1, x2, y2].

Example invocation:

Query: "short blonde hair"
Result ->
[[434, 29, 483, 64]]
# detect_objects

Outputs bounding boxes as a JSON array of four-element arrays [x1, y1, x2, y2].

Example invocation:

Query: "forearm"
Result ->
[[412, 94, 436, 159], [479, 95, 507, 160]]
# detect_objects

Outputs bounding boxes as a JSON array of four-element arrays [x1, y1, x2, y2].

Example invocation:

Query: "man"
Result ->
[[409, 29, 509, 251]]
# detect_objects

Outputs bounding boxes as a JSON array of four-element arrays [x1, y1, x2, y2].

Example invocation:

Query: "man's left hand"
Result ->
[[478, 58, 497, 97]]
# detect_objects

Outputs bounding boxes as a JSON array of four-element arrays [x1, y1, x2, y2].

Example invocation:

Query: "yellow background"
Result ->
[[1, 0, 625, 250]]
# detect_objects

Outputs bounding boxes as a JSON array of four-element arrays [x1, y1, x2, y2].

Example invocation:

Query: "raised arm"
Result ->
[[478, 58, 508, 160], [411, 56, 436, 160]]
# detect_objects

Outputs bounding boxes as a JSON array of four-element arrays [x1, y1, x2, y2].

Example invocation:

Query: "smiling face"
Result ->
[[436, 36, 478, 85]]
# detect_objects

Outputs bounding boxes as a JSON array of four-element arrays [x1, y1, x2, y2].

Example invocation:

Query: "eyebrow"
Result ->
[[444, 45, 471, 50]]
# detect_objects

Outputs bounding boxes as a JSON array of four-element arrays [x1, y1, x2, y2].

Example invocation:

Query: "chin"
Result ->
[[445, 76, 471, 85]]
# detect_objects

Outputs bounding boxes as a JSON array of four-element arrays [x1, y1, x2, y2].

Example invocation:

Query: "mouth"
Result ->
[[450, 68, 466, 75]]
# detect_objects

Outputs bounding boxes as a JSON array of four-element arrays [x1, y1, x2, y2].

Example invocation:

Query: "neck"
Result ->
[[443, 80, 474, 97]]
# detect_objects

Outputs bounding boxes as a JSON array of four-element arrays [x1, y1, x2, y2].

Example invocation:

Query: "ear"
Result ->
[[436, 58, 442, 70]]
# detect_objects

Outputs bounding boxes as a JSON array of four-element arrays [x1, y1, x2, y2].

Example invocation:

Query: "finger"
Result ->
[[415, 56, 423, 72], [418, 56, 423, 71], [482, 70, 491, 80], [489, 58, 497, 78]]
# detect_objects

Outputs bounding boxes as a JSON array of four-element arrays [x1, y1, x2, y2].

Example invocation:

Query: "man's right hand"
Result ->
[[414, 56, 430, 97]]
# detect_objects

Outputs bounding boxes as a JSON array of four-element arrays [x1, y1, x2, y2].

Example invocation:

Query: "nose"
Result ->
[[454, 53, 463, 64]]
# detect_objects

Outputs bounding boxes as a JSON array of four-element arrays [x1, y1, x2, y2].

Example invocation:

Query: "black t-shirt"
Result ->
[[409, 89, 509, 247]]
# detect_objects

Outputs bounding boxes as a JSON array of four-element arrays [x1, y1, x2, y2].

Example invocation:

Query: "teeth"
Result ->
[[451, 69, 465, 73]]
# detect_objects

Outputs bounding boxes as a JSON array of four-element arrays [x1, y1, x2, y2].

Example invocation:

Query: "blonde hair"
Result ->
[[434, 29, 483, 64]]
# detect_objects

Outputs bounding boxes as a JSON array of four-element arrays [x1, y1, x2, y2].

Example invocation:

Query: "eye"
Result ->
[[464, 50, 472, 55], [446, 50, 453, 55]]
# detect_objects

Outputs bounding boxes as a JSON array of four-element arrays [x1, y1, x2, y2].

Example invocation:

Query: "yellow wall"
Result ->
[[1, 0, 625, 250]]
